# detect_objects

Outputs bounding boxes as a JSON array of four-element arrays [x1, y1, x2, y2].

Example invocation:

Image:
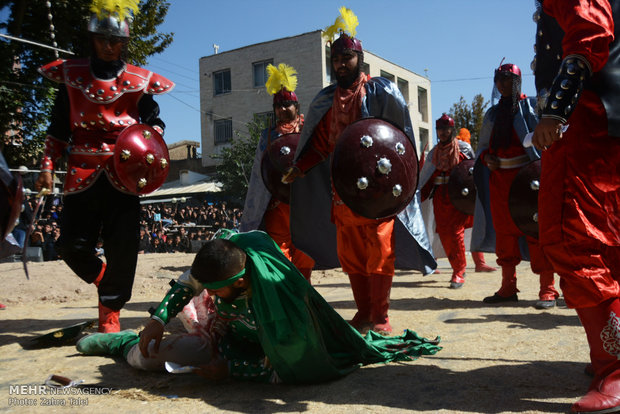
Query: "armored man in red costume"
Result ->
[[473, 62, 559, 309], [240, 63, 315, 281], [35, 1, 174, 332], [283, 8, 435, 335], [419, 114, 495, 289], [532, 1, 620, 412]]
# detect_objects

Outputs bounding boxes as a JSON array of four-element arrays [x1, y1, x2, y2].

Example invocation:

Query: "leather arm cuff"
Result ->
[[541, 54, 592, 123]]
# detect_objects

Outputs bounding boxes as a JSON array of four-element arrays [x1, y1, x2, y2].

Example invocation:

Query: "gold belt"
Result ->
[[498, 154, 530, 169], [433, 176, 449, 185]]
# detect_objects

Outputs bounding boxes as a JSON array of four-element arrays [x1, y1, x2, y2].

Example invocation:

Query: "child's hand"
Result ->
[[138, 319, 164, 358]]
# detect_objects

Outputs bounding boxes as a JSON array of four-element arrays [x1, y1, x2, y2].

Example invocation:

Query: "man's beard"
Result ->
[[220, 286, 245, 303], [336, 65, 361, 89], [277, 109, 297, 123]]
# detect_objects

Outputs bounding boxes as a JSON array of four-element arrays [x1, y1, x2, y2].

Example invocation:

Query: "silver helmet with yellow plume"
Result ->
[[87, 0, 140, 38]]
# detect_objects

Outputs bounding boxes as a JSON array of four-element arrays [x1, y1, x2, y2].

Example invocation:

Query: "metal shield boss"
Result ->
[[260, 133, 300, 204], [448, 158, 476, 216], [331, 118, 418, 219], [0, 170, 23, 241], [508, 159, 541, 239], [113, 124, 170, 195]]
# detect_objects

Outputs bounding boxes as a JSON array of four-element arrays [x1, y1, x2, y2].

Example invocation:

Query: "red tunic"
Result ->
[[539, 0, 620, 308]]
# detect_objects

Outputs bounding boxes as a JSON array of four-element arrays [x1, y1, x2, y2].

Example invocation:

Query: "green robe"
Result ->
[[218, 229, 441, 384]]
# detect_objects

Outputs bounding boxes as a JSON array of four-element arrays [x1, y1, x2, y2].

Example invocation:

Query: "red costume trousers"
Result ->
[[490, 167, 557, 299], [333, 201, 395, 333], [539, 91, 620, 309], [433, 184, 473, 278], [332, 202, 395, 276], [263, 200, 315, 281]]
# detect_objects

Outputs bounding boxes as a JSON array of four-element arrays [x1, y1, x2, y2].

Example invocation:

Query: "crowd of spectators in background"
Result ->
[[15, 197, 242, 261], [136, 200, 242, 254]]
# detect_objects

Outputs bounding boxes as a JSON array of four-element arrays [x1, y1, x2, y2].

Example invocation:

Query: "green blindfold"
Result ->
[[201, 267, 245, 290]]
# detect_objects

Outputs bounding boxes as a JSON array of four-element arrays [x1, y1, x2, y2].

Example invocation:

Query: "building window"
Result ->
[[419, 128, 429, 154], [361, 62, 370, 75], [380, 70, 395, 82], [325, 46, 332, 83], [418, 87, 428, 122], [253, 59, 273, 88], [214, 69, 231, 95], [214, 118, 233, 144], [397, 78, 409, 103], [254, 111, 274, 128]]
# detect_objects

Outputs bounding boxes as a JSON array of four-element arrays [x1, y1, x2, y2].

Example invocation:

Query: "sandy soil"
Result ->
[[0, 253, 589, 414]]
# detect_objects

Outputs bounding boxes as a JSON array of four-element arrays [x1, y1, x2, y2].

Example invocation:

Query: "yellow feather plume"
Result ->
[[265, 63, 298, 95], [322, 16, 344, 42], [90, 0, 140, 22], [322, 7, 359, 42], [338, 7, 358, 38]]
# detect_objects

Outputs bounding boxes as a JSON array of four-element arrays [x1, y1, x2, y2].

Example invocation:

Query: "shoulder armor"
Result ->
[[126, 65, 175, 95], [38, 59, 74, 83], [60, 62, 174, 104]]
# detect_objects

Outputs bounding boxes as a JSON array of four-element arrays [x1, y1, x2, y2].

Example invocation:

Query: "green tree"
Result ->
[[448, 94, 489, 151], [213, 115, 271, 204], [0, 0, 173, 167]]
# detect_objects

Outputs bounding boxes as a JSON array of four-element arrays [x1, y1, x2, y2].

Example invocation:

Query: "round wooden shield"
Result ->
[[113, 124, 170, 195], [448, 158, 476, 216], [0, 170, 23, 241], [332, 118, 418, 219], [508, 160, 541, 239], [260, 133, 300, 204]]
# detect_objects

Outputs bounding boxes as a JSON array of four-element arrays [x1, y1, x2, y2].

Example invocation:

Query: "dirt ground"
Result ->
[[0, 252, 590, 414]]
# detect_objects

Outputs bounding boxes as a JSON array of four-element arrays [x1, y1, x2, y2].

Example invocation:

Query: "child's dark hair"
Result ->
[[191, 239, 246, 283]]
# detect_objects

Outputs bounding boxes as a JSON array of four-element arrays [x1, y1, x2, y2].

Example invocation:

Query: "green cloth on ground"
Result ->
[[217, 229, 441, 384]]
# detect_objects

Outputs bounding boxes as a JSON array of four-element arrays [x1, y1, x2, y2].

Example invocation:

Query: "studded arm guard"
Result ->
[[151, 270, 203, 325], [541, 54, 592, 123]]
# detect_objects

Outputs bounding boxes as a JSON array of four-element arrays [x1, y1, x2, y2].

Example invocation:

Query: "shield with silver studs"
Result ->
[[331, 118, 418, 219], [508, 159, 541, 239], [448, 158, 476, 216], [113, 124, 170, 195], [0, 168, 23, 241], [260, 133, 299, 204]]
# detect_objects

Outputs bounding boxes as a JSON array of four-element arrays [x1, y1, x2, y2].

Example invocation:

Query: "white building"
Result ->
[[199, 30, 432, 167]]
